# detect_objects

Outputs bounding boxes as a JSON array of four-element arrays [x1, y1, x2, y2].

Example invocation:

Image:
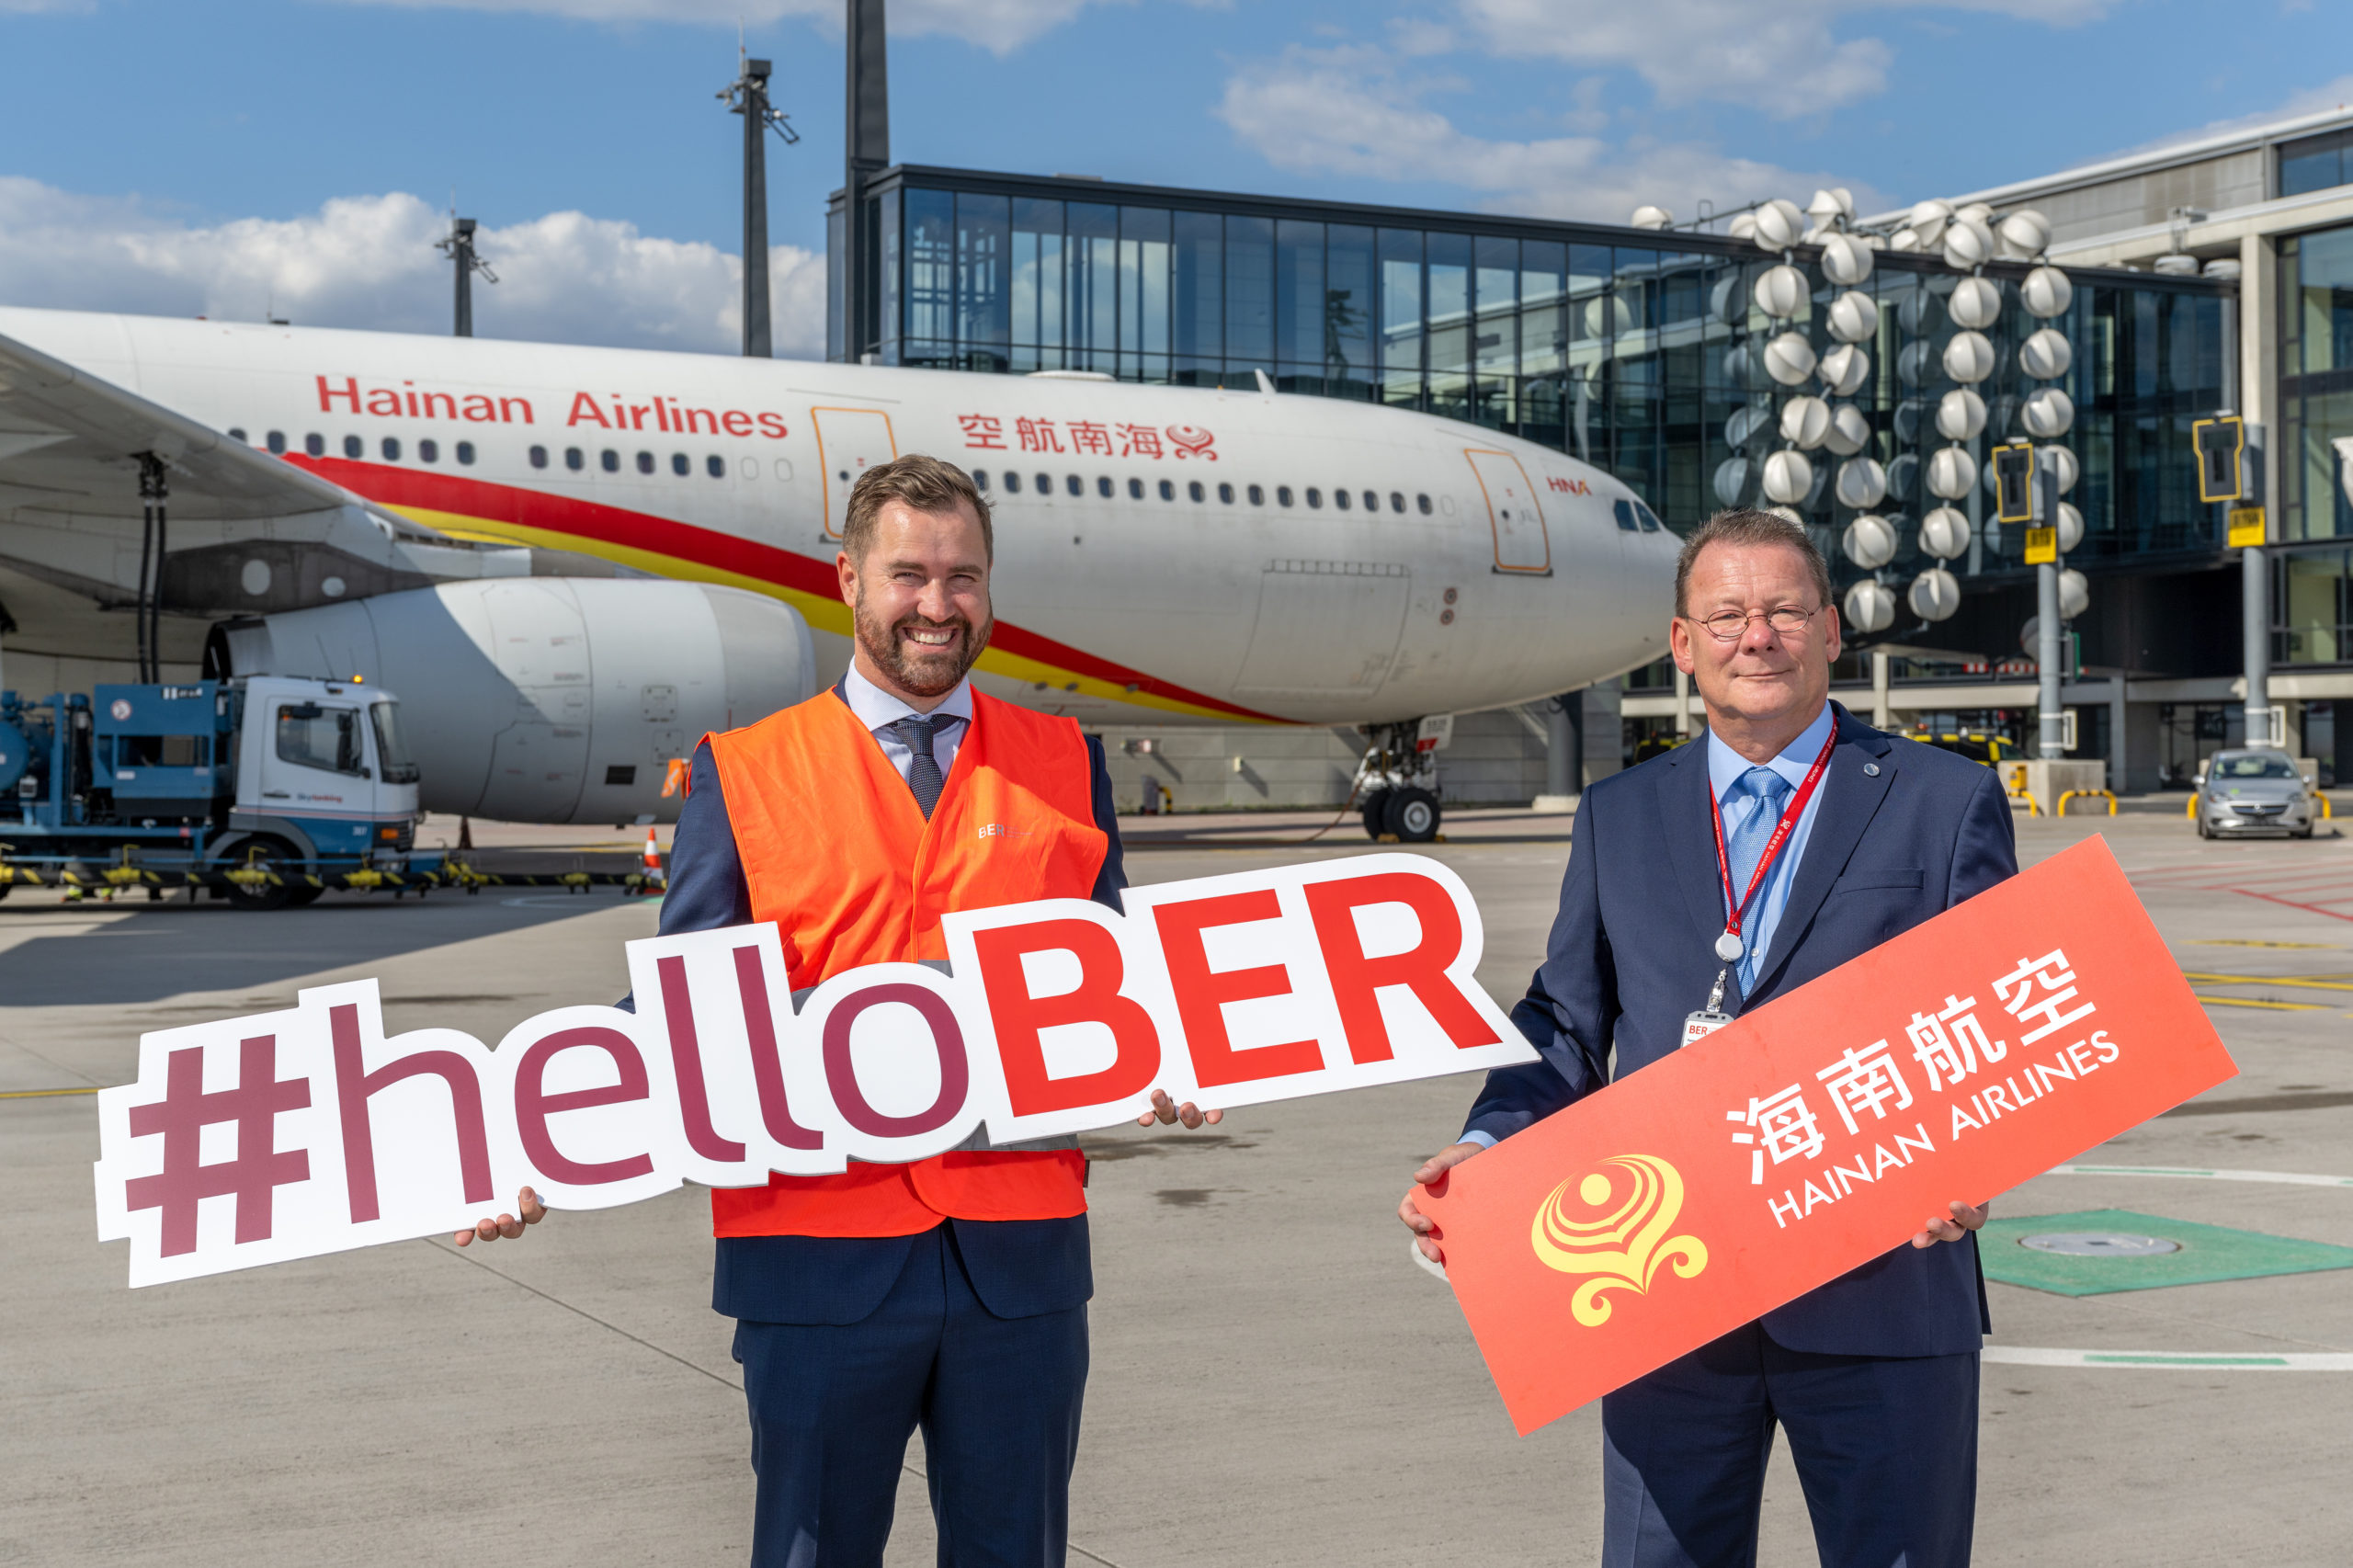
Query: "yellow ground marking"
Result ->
[[2191, 994, 2332, 1011], [2181, 971, 2353, 993], [0, 1085, 102, 1099], [2187, 938, 2340, 949], [382, 504, 1273, 725]]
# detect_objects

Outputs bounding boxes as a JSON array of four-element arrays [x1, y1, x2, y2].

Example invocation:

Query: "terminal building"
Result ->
[[825, 115, 2353, 806]]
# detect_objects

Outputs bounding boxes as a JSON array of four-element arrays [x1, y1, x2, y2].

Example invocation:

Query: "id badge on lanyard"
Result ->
[[1682, 722, 1839, 1046]]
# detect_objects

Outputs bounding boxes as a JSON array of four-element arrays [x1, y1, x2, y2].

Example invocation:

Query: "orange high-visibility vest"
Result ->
[[702, 687, 1105, 1237]]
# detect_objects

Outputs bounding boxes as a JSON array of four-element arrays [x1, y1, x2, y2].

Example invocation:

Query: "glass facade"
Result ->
[[2279, 127, 2353, 199], [833, 168, 2230, 600]]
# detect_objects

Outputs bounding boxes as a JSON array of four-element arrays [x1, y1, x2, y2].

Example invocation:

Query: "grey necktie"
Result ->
[[888, 715, 949, 819]]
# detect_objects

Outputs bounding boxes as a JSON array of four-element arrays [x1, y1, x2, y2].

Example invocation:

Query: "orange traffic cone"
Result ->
[[642, 825, 665, 890]]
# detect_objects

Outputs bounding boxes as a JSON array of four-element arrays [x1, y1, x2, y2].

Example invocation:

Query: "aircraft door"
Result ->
[[1465, 449, 1551, 573], [812, 407, 900, 539]]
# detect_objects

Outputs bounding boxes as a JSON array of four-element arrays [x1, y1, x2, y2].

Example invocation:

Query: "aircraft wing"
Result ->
[[0, 326, 540, 663]]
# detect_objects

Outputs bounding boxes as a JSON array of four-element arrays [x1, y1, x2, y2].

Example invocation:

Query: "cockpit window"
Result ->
[[1612, 499, 1641, 532]]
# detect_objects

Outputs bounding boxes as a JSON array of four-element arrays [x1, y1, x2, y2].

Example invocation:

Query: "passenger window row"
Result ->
[[972, 470, 1435, 516], [532, 446, 728, 479], [242, 429, 477, 466]]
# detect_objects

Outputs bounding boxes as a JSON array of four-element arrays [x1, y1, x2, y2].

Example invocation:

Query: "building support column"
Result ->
[[2109, 673, 2128, 791], [1674, 667, 1692, 737], [1871, 651, 1893, 730], [1545, 695, 1574, 799]]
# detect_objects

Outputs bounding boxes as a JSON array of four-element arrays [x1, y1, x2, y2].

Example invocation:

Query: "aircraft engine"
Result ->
[[208, 577, 815, 824]]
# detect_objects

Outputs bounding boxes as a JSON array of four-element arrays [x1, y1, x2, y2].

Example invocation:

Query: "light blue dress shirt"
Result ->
[[839, 662, 974, 786], [1706, 700, 1836, 996]]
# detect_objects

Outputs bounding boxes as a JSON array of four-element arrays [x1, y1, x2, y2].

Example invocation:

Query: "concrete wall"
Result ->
[[1094, 707, 1554, 813]]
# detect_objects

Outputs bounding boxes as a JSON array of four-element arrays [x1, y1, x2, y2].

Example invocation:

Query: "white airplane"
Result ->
[[0, 307, 1677, 836]]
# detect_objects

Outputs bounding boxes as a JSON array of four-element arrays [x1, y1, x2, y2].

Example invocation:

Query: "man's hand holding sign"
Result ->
[[1400, 510, 2232, 1568]]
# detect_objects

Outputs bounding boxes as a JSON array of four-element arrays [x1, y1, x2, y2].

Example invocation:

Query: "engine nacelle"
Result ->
[[210, 578, 814, 824]]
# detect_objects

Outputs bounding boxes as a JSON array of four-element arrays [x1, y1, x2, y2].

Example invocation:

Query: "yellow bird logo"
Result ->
[[1530, 1154, 1710, 1327]]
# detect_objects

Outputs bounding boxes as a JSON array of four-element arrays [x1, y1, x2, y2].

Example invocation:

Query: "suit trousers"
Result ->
[[1600, 1323, 1978, 1568], [732, 1223, 1089, 1568]]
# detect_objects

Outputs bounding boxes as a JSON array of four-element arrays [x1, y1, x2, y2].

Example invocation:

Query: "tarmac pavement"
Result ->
[[3, 810, 2348, 1566]]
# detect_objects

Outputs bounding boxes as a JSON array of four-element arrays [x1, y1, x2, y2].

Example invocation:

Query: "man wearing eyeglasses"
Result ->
[[1401, 507, 2016, 1568]]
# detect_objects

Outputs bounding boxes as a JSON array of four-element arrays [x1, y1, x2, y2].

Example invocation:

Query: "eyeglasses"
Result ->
[[1688, 605, 1821, 642]]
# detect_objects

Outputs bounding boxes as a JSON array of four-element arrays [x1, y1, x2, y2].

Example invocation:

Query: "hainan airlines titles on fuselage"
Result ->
[[2, 309, 1678, 727]]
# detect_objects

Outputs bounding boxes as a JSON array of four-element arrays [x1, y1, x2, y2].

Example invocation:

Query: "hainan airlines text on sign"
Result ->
[[93, 855, 1534, 1288]]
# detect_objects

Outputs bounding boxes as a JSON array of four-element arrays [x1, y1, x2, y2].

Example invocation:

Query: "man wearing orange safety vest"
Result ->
[[460, 453, 1214, 1567]]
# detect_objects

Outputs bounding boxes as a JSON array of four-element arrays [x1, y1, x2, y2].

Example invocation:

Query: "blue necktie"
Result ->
[[1725, 766, 1791, 988], [888, 716, 950, 819]]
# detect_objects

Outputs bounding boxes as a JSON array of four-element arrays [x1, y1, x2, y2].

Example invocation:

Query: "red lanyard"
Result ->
[[1709, 722, 1839, 947]]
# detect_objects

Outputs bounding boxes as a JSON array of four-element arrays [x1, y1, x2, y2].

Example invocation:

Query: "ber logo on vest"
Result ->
[[93, 853, 1535, 1286]]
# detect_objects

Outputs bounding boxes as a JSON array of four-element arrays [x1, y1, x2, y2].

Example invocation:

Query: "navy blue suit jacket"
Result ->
[[1464, 702, 2013, 1357], [653, 697, 1125, 1327]]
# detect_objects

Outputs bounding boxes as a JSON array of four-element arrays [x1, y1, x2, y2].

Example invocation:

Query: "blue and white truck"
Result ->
[[0, 676, 421, 909]]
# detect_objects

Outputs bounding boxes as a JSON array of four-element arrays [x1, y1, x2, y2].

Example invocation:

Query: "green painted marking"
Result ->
[[1981, 1209, 2353, 1297], [2084, 1354, 2290, 1366]]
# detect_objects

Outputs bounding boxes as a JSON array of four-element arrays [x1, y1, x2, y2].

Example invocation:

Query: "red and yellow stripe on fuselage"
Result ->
[[293, 456, 1279, 724]]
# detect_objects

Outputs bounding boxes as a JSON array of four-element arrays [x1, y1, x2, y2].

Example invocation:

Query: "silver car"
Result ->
[[2197, 750, 2317, 839]]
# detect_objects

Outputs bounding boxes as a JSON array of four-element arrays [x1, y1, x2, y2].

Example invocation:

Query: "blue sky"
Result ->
[[3, 0, 2349, 354]]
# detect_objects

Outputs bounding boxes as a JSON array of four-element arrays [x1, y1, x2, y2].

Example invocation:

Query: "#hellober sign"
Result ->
[[1413, 838, 2237, 1435], [95, 854, 1535, 1286]]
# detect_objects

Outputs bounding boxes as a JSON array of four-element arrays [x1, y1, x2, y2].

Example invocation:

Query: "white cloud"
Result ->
[[318, 0, 1141, 54], [1214, 47, 1879, 226], [1454, 0, 2115, 116], [2112, 72, 2353, 157], [0, 179, 825, 357]]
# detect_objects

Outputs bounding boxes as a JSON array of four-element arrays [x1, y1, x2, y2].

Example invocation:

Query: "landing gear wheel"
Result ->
[[1360, 786, 1394, 841], [219, 836, 302, 912], [1383, 786, 1441, 844]]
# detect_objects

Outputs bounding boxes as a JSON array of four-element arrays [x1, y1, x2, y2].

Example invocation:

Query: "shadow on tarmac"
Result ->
[[0, 889, 650, 1006]]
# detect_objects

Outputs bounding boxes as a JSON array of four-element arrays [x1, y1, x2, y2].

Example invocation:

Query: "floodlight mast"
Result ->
[[722, 51, 801, 359], [435, 217, 497, 338]]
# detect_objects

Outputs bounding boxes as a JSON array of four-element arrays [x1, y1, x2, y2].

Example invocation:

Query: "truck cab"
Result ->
[[223, 676, 422, 891]]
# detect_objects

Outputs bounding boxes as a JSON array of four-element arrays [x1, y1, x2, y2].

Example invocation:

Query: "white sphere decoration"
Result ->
[[2021, 266, 2075, 318], [1763, 330, 1818, 385], [1711, 276, 1746, 325], [1893, 398, 1926, 445], [1918, 506, 1972, 560], [1890, 227, 1921, 252], [1806, 187, 1848, 222], [1936, 388, 1987, 442], [1762, 449, 1814, 505], [1843, 513, 1898, 568], [1818, 342, 1870, 397], [1728, 211, 1757, 241], [1844, 578, 1897, 634], [1908, 199, 1952, 246], [1583, 293, 1635, 339], [1819, 233, 1875, 287], [1753, 198, 1807, 250], [1780, 395, 1834, 449], [1943, 330, 1997, 383], [1897, 340, 1936, 387], [2053, 500, 2085, 552], [2058, 568, 2089, 621], [1942, 217, 1995, 270], [1825, 290, 1880, 343], [1631, 204, 1673, 230], [1947, 276, 2002, 330], [1712, 457, 1751, 507], [1836, 457, 1889, 509], [1766, 505, 1805, 526], [1888, 452, 1918, 498], [1753, 264, 1811, 320], [2047, 445, 2079, 494], [1824, 402, 1872, 456], [1909, 567, 1961, 622], [1998, 209, 2051, 260], [2021, 386, 2075, 438], [1927, 446, 1977, 499], [1725, 403, 1768, 449], [2019, 327, 2073, 380]]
